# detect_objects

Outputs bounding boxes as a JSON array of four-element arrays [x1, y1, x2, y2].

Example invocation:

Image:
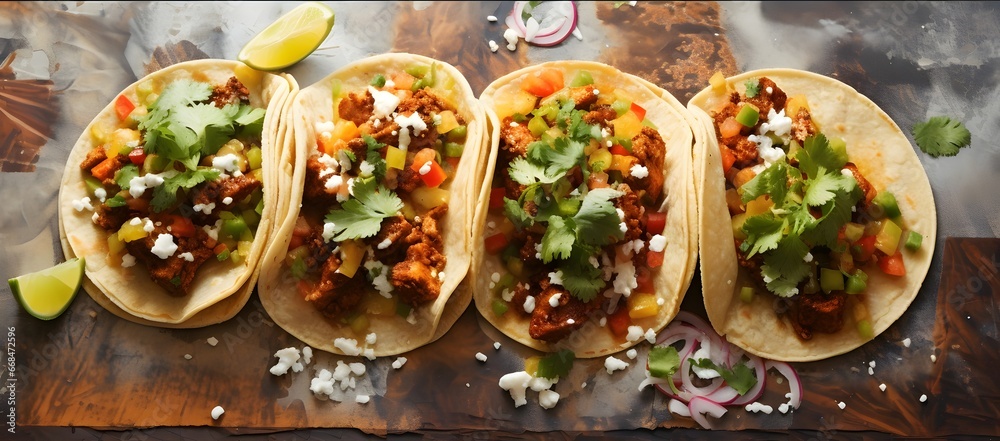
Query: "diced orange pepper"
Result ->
[[115, 95, 135, 121]]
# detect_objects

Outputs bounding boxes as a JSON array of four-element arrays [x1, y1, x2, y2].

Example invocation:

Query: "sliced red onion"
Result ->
[[527, 2, 577, 47], [729, 353, 767, 406], [688, 396, 727, 430], [504, 13, 522, 38], [524, 16, 541, 42], [766, 360, 802, 409], [507, 1, 529, 37], [668, 398, 691, 417], [703, 383, 740, 405], [680, 354, 724, 397], [505, 1, 577, 47]]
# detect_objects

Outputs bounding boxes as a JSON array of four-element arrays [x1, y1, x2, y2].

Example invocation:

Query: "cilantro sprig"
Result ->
[[691, 358, 758, 395], [738, 134, 862, 297], [323, 178, 403, 241], [744, 78, 760, 98], [912, 116, 971, 157]]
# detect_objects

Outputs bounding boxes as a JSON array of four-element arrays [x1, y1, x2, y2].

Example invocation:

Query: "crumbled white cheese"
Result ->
[[487, 15, 498, 22], [359, 160, 375, 177], [376, 238, 393, 250], [355, 395, 370, 404], [804, 252, 814, 262], [566, 319, 575, 325], [903, 338, 911, 348], [369, 86, 401, 120], [322, 222, 337, 242], [503, 28, 519, 51], [365, 333, 377, 345], [626, 349, 638, 360], [649, 234, 667, 253], [868, 367, 874, 375], [779, 403, 790, 414], [121, 253, 136, 268], [150, 234, 178, 259], [211, 405, 224, 420], [206, 337, 218, 346], [745, 402, 774, 414], [94, 187, 107, 202], [498, 371, 532, 407], [392, 357, 407, 369], [538, 390, 560, 409], [548, 270, 564, 286], [394, 112, 428, 151], [491, 272, 501, 283], [656, 297, 665, 306], [475, 352, 488, 362], [405, 310, 418, 325], [548, 293, 562, 307], [523, 296, 536, 314], [488, 40, 499, 52], [842, 168, 855, 178], [691, 343, 722, 379], [625, 325, 643, 342], [931, 354, 937, 363], [629, 164, 649, 179], [72, 197, 93, 212], [179, 252, 194, 262], [324, 173, 343, 192], [879, 383, 887, 392], [604, 356, 629, 374], [838, 401, 847, 410], [222, 196, 233, 205], [193, 202, 216, 215], [494, 342, 502, 350], [213, 154, 241, 174], [869, 360, 876, 368], [644, 328, 657, 344], [334, 338, 363, 356], [920, 394, 927, 402], [612, 255, 637, 297], [270, 347, 301, 376], [619, 221, 627, 234], [758, 108, 792, 138], [128, 173, 165, 198], [748, 134, 786, 168], [418, 161, 432, 175]]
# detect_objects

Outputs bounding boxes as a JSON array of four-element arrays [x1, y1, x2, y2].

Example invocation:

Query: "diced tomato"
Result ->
[[854, 235, 877, 262], [127, 147, 147, 165], [635, 266, 654, 293], [719, 116, 742, 138], [213, 243, 229, 255], [484, 233, 509, 255], [521, 74, 556, 98], [646, 250, 665, 268], [878, 251, 906, 276], [115, 95, 135, 121], [607, 304, 632, 337], [316, 132, 336, 156], [289, 216, 310, 250], [167, 215, 196, 237], [720, 145, 736, 174], [646, 211, 667, 235], [445, 156, 461, 171], [538, 68, 564, 92], [629, 102, 646, 121], [391, 72, 415, 91], [610, 144, 630, 156], [489, 187, 506, 210], [410, 159, 447, 188]]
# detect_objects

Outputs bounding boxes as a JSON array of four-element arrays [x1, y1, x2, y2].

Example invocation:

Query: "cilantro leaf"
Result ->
[[115, 164, 140, 190], [740, 160, 788, 207], [526, 137, 586, 176], [535, 349, 575, 379], [234, 104, 266, 138], [150, 169, 222, 212], [648, 346, 681, 379], [573, 188, 625, 246], [759, 234, 811, 297], [508, 156, 563, 185], [795, 134, 845, 178], [139, 79, 213, 132], [912, 116, 971, 157], [503, 197, 533, 230], [171, 103, 239, 156], [691, 358, 758, 395], [362, 135, 388, 182], [323, 179, 403, 241], [802, 186, 860, 248], [540, 215, 575, 262], [744, 78, 760, 98], [741, 214, 784, 257], [803, 168, 856, 207], [558, 247, 605, 302]]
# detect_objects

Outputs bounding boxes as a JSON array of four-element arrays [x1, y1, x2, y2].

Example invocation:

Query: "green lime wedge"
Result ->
[[8, 258, 85, 320], [237, 2, 335, 71]]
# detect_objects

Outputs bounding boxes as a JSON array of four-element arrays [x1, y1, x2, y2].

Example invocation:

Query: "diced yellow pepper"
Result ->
[[611, 110, 642, 141], [523, 356, 542, 377], [332, 120, 360, 143], [117, 221, 148, 243], [745, 196, 773, 216], [338, 240, 365, 278], [875, 218, 903, 255], [108, 128, 141, 155], [609, 154, 638, 173], [709, 71, 727, 92], [493, 88, 538, 119], [785, 95, 810, 116], [107, 233, 125, 262], [731, 212, 749, 240], [348, 313, 369, 334], [411, 186, 450, 211], [365, 294, 397, 316], [386, 146, 406, 170], [436, 110, 460, 134], [627, 292, 660, 319]]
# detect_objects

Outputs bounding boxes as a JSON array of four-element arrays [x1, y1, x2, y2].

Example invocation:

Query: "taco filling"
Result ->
[[79, 76, 267, 296], [285, 64, 467, 329], [708, 77, 924, 340], [483, 68, 671, 343]]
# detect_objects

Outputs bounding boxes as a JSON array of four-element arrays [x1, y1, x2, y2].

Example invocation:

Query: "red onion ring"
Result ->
[[688, 396, 727, 430], [505, 1, 578, 47], [766, 360, 803, 409], [668, 398, 691, 417]]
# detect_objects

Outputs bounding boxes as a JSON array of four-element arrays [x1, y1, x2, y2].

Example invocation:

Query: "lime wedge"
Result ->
[[237, 2, 335, 71], [8, 258, 85, 320]]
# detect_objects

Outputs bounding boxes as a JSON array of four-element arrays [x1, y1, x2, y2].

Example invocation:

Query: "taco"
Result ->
[[473, 61, 698, 358], [59, 60, 293, 325], [257, 53, 485, 357], [688, 69, 937, 361]]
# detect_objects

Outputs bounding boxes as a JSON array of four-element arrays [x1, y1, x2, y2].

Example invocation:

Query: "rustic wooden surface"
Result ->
[[1, 1, 998, 438]]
